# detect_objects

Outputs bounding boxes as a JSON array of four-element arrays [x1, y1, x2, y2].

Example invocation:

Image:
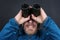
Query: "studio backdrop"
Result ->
[[0, 0, 60, 31]]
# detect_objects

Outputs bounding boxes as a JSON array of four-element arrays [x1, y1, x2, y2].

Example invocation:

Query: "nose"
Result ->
[[29, 20, 33, 23], [29, 6, 32, 8]]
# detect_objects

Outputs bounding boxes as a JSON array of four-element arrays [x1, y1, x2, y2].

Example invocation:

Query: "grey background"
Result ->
[[0, 0, 60, 30]]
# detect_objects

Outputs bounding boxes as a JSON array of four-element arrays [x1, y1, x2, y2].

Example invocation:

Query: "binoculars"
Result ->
[[21, 4, 41, 18]]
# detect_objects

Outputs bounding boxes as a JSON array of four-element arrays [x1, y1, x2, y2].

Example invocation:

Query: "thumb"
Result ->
[[24, 16, 30, 22], [40, 8, 47, 17], [15, 10, 22, 19], [32, 14, 37, 20]]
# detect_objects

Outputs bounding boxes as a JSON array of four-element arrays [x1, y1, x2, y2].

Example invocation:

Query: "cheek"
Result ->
[[33, 27, 37, 31], [33, 22, 37, 28], [23, 25, 29, 31]]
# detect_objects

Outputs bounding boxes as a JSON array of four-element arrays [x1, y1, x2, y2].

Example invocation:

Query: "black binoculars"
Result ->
[[21, 4, 41, 18]]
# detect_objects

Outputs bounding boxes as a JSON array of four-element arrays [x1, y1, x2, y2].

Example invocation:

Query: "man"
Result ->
[[0, 7, 60, 40]]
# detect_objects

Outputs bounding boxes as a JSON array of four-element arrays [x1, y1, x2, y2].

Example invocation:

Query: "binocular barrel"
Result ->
[[21, 4, 41, 18]]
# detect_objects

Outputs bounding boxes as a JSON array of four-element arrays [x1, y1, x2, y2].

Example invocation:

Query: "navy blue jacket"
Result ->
[[0, 16, 60, 40]]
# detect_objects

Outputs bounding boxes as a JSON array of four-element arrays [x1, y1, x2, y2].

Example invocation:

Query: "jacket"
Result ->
[[0, 16, 60, 40]]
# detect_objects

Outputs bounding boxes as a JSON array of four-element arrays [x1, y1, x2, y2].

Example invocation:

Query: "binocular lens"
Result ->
[[21, 4, 29, 9], [33, 4, 40, 9], [21, 4, 29, 18], [33, 4, 40, 17]]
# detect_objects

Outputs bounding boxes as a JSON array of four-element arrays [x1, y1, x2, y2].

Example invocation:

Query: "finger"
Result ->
[[32, 14, 37, 20], [18, 10, 22, 17], [40, 8, 47, 16], [14, 10, 23, 23], [15, 10, 22, 18], [40, 8, 47, 22], [24, 16, 30, 22]]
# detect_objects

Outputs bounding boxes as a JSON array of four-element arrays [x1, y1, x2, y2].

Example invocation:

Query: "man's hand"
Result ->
[[15, 10, 30, 24], [32, 8, 47, 24]]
